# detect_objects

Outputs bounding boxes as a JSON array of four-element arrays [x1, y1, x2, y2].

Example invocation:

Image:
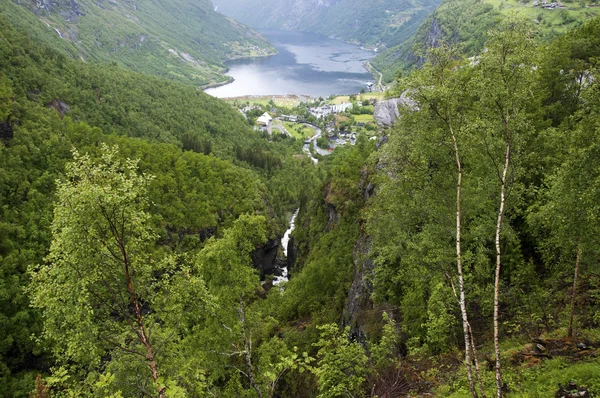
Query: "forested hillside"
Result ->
[[212, 0, 440, 50], [0, 0, 275, 86], [285, 16, 600, 397], [2, 1, 600, 396], [0, 17, 316, 395], [372, 0, 600, 82]]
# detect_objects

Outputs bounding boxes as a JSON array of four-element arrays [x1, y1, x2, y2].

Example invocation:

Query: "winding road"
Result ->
[[366, 61, 384, 92]]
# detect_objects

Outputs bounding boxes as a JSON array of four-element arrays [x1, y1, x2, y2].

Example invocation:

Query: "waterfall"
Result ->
[[274, 209, 299, 285]]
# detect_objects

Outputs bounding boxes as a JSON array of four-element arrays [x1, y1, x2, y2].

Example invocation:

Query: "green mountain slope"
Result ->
[[0, 15, 314, 392], [212, 0, 441, 50], [372, 0, 600, 83], [1, 0, 276, 86]]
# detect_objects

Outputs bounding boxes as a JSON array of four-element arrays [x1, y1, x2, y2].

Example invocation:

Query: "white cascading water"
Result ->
[[274, 209, 299, 285]]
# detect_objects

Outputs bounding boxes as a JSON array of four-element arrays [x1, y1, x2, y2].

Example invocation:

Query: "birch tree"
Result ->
[[407, 45, 484, 398], [29, 145, 210, 397], [476, 19, 538, 398]]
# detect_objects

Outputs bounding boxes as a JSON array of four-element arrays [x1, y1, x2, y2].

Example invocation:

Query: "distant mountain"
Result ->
[[1, 0, 276, 86], [371, 0, 600, 83], [212, 0, 441, 50]]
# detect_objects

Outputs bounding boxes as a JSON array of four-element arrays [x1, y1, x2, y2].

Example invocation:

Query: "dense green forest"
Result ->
[[2, 3, 600, 397], [1, 0, 275, 86], [0, 16, 317, 396], [371, 0, 600, 83], [288, 16, 600, 397]]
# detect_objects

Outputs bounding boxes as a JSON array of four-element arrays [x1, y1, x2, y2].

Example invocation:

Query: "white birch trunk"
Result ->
[[494, 132, 511, 398], [450, 128, 478, 398], [568, 243, 582, 338]]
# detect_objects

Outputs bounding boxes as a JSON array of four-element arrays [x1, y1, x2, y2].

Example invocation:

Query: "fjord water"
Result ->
[[205, 30, 376, 98]]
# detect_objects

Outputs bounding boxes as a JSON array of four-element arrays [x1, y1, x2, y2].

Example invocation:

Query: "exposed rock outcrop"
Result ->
[[342, 230, 375, 343], [373, 92, 415, 127], [48, 99, 70, 118], [36, 0, 85, 21], [341, 163, 381, 343], [286, 235, 297, 273], [252, 238, 283, 280], [425, 18, 444, 48]]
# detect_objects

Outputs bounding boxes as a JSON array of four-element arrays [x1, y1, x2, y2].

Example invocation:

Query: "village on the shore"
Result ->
[[225, 91, 388, 160]]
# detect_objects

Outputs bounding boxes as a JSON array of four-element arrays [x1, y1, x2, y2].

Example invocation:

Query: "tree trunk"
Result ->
[[445, 274, 486, 398], [238, 301, 263, 398], [116, 229, 165, 398], [468, 322, 486, 398], [493, 132, 511, 398], [450, 129, 478, 398], [568, 243, 582, 338]]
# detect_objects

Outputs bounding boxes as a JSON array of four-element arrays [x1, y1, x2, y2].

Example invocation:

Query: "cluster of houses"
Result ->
[[241, 105, 261, 113], [325, 131, 357, 148], [281, 114, 298, 122], [532, 0, 565, 8], [308, 102, 354, 119]]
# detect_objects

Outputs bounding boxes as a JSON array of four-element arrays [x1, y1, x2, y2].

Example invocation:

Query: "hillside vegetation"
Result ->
[[286, 16, 600, 397], [0, 16, 320, 394], [1, 0, 276, 86], [2, 1, 600, 396], [372, 0, 600, 82]]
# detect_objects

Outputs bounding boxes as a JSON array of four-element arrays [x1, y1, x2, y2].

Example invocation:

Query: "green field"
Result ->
[[283, 122, 315, 140], [329, 91, 387, 104], [225, 95, 310, 108], [354, 114, 375, 123]]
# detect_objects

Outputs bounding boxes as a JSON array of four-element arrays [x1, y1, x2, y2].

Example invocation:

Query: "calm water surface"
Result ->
[[205, 30, 375, 98]]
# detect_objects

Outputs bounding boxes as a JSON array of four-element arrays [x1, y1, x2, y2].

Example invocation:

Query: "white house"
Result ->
[[256, 112, 273, 126]]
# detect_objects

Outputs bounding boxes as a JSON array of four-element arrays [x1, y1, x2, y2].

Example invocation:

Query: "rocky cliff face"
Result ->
[[425, 18, 444, 48], [252, 238, 285, 280], [286, 235, 297, 272], [342, 229, 375, 343], [340, 156, 383, 343], [0, 116, 14, 141], [373, 93, 416, 127]]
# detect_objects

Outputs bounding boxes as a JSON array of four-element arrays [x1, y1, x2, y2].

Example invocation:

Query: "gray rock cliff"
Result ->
[[374, 93, 416, 127]]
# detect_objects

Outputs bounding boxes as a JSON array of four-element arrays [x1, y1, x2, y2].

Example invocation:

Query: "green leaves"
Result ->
[[0, 74, 14, 122], [313, 324, 368, 398], [28, 146, 210, 395]]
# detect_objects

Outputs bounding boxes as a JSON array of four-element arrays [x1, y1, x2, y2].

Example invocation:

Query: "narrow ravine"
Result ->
[[274, 208, 299, 285]]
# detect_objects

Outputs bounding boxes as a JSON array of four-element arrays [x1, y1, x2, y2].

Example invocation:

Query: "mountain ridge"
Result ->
[[211, 0, 441, 52], [1, 0, 276, 86]]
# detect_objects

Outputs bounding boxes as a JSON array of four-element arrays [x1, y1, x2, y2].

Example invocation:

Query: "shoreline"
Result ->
[[202, 49, 279, 91], [364, 61, 385, 91], [200, 76, 235, 90], [220, 94, 316, 103], [226, 48, 278, 63]]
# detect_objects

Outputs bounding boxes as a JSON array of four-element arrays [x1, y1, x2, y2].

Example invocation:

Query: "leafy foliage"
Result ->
[[372, 0, 599, 83], [312, 324, 368, 398], [0, 16, 308, 395]]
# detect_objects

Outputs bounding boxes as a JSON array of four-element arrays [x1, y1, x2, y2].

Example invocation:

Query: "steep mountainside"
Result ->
[[212, 0, 441, 50], [371, 0, 600, 82], [0, 17, 314, 393], [1, 0, 276, 86]]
